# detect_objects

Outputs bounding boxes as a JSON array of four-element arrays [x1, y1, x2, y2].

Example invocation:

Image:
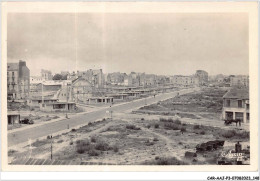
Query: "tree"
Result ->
[[52, 74, 63, 80]]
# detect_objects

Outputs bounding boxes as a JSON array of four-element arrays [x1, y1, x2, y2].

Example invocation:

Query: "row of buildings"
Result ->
[[7, 60, 250, 121], [209, 74, 249, 88], [169, 70, 209, 87]]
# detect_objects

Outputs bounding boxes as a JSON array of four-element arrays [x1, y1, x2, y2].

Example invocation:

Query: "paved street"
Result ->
[[8, 88, 199, 147]]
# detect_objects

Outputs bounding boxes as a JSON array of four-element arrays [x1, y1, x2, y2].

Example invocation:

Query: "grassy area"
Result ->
[[136, 87, 228, 119], [147, 118, 249, 141]]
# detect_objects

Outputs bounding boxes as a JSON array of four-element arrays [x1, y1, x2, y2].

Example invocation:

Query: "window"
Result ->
[[226, 99, 230, 107], [238, 100, 242, 108], [246, 104, 249, 110], [235, 112, 244, 122], [53, 104, 65, 109], [246, 113, 250, 121], [12, 72, 14, 76]]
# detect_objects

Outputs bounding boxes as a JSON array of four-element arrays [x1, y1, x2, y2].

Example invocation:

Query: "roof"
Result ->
[[7, 63, 19, 71], [223, 88, 249, 99], [45, 102, 75, 105], [30, 98, 58, 101], [89, 97, 113, 99], [72, 77, 91, 84], [37, 82, 63, 86], [7, 112, 20, 116], [107, 93, 128, 96]]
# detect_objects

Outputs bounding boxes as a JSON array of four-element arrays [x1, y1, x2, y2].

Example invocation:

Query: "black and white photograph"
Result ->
[[1, 2, 258, 175]]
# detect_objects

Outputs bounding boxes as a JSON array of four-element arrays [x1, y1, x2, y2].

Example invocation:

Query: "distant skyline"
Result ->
[[7, 13, 249, 76]]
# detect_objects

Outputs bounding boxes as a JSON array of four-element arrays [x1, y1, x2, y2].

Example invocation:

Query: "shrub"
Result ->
[[153, 137, 159, 142], [160, 118, 173, 122], [200, 130, 205, 135], [147, 124, 151, 129], [145, 140, 154, 146], [112, 145, 119, 152], [174, 119, 181, 125], [164, 123, 180, 130], [193, 125, 200, 130], [76, 139, 91, 154], [180, 127, 186, 132], [222, 130, 237, 138], [57, 139, 63, 143], [69, 141, 73, 145], [155, 157, 183, 165], [126, 124, 141, 130], [47, 135, 52, 139], [141, 118, 145, 120], [8, 149, 17, 156], [88, 149, 99, 156], [237, 131, 249, 139], [71, 128, 76, 132], [154, 124, 160, 129], [95, 141, 110, 151], [91, 136, 97, 143], [52, 116, 59, 119]]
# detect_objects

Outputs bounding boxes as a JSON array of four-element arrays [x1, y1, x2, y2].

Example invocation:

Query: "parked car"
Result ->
[[19, 118, 34, 124]]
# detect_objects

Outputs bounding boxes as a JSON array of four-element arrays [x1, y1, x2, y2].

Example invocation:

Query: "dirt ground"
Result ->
[[135, 87, 228, 120], [9, 111, 249, 165]]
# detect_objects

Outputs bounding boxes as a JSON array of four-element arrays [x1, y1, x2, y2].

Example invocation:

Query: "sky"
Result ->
[[7, 13, 249, 76]]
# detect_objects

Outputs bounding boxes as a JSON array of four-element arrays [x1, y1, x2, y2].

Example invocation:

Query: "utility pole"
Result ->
[[66, 82, 69, 119], [50, 135, 53, 160]]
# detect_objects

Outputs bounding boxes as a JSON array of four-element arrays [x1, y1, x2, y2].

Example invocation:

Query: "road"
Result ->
[[8, 88, 199, 147]]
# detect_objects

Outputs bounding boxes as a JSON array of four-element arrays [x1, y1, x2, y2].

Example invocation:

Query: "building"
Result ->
[[222, 88, 249, 123], [40, 101, 76, 112], [71, 77, 93, 103], [41, 69, 52, 80], [195, 70, 208, 86], [30, 76, 43, 92], [144, 74, 157, 86], [171, 75, 199, 87], [67, 71, 78, 81], [86, 97, 114, 104], [124, 72, 139, 86], [30, 76, 43, 84], [230, 75, 249, 88], [78, 69, 104, 88], [7, 113, 20, 125], [56, 83, 73, 102], [35, 82, 62, 92], [107, 93, 128, 101], [7, 60, 30, 100], [106, 72, 125, 85], [27, 97, 59, 108]]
